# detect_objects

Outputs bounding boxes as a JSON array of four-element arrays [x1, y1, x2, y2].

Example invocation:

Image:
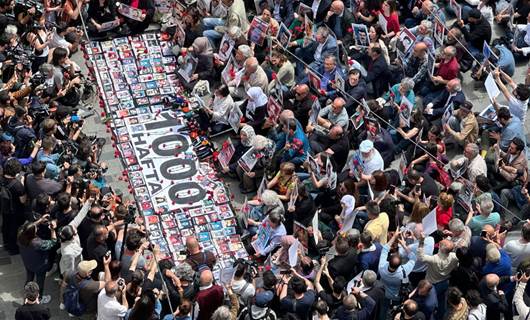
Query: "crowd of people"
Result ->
[[1, 0, 530, 319]]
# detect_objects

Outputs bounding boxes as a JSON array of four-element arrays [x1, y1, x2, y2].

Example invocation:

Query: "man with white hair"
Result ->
[[418, 237, 459, 319], [445, 218, 472, 248], [361, 270, 385, 320], [450, 143, 487, 183], [294, 26, 338, 79], [424, 78, 465, 122], [345, 139, 384, 183], [228, 57, 268, 99], [465, 192, 500, 235]]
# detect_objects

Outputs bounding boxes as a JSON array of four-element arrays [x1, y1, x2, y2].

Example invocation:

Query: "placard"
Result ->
[[249, 17, 269, 46], [218, 34, 235, 62], [218, 138, 235, 170], [352, 23, 370, 47]]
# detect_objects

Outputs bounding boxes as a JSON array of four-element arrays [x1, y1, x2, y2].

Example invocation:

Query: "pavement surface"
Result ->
[[0, 21, 528, 320]]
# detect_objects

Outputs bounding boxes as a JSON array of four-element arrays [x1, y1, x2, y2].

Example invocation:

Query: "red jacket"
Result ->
[[436, 206, 453, 229], [437, 57, 459, 81], [196, 285, 224, 320]]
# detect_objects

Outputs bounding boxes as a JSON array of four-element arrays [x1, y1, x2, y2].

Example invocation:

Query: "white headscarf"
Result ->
[[340, 195, 356, 218], [240, 125, 256, 147], [246, 87, 268, 117]]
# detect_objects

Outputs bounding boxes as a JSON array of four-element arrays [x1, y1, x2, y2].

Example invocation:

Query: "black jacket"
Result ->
[[457, 17, 492, 50], [364, 55, 390, 98]]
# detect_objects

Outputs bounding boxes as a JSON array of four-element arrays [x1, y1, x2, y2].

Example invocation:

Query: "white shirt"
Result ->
[[363, 150, 384, 175], [97, 289, 127, 320], [49, 31, 71, 51]]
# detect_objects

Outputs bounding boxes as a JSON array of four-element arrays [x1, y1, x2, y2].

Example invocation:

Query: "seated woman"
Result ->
[[381, 77, 416, 128], [286, 184, 316, 229], [197, 85, 234, 133], [241, 87, 268, 135], [248, 210, 287, 258], [301, 153, 338, 201], [392, 108, 428, 155], [250, 7, 279, 62], [221, 125, 255, 175], [267, 162, 298, 202], [235, 135, 275, 194], [246, 190, 285, 236], [262, 50, 295, 94], [86, 0, 120, 38], [512, 13, 530, 56], [334, 195, 357, 233], [179, 37, 215, 90], [116, 0, 155, 35], [405, 125, 446, 165]]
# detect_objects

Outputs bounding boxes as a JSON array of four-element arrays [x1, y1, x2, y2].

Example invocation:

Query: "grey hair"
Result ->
[[4, 25, 17, 36], [400, 78, 415, 92], [211, 306, 232, 320], [316, 26, 330, 38], [476, 193, 494, 215], [448, 218, 465, 232], [346, 228, 360, 244], [174, 262, 195, 282], [228, 26, 242, 38], [466, 143, 480, 159], [262, 190, 280, 206], [252, 135, 270, 150], [39, 63, 54, 74], [324, 54, 337, 64], [420, 20, 433, 31], [237, 45, 253, 58], [445, 45, 457, 57], [362, 270, 377, 287]]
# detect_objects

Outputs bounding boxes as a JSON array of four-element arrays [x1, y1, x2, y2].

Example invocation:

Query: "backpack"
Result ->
[[240, 305, 273, 320], [0, 178, 17, 216], [63, 273, 89, 316]]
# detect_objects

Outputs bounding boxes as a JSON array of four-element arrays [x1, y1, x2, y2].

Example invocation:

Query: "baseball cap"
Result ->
[[0, 132, 13, 142], [78, 260, 98, 275], [359, 140, 374, 153], [255, 290, 274, 307]]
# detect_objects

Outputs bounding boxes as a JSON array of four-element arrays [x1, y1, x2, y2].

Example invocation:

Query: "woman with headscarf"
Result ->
[[334, 195, 357, 233], [242, 86, 268, 135], [222, 125, 256, 175], [246, 190, 285, 236], [180, 37, 215, 89]]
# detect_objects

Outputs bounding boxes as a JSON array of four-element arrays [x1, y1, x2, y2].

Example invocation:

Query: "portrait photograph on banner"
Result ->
[[398, 28, 416, 54], [249, 17, 270, 46], [217, 34, 235, 62], [276, 23, 292, 48], [177, 55, 198, 83], [352, 23, 370, 47]]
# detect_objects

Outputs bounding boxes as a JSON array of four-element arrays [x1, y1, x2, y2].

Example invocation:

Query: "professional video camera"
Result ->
[[6, 46, 34, 70], [233, 258, 259, 283], [14, 0, 44, 16]]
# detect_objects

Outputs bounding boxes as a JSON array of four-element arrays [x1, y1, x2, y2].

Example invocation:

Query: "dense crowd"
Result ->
[[1, 0, 530, 319]]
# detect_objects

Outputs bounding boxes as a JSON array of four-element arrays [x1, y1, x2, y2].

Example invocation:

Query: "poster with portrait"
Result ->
[[308, 98, 321, 124], [218, 34, 235, 62], [349, 150, 363, 181], [100, 19, 121, 32], [398, 28, 416, 54], [351, 111, 364, 130], [228, 103, 243, 133], [304, 14, 314, 41], [177, 55, 198, 83], [352, 23, 370, 47], [434, 20, 445, 48], [267, 96, 282, 123], [442, 103, 454, 127], [450, 0, 462, 21], [174, 22, 186, 47], [457, 179, 474, 211], [249, 17, 270, 46], [238, 147, 260, 172], [483, 41, 498, 61], [307, 70, 321, 91], [218, 138, 235, 170], [378, 13, 388, 34], [427, 52, 436, 77], [254, 0, 274, 14], [117, 3, 145, 21], [252, 222, 272, 254], [399, 96, 414, 127], [335, 72, 345, 92], [277, 23, 292, 48]]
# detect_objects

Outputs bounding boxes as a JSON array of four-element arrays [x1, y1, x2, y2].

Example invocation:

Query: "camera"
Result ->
[[15, 0, 44, 16]]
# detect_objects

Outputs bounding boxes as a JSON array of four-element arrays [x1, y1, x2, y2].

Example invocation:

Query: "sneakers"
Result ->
[[40, 295, 51, 304]]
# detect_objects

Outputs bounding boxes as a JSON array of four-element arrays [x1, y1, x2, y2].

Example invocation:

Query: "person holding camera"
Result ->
[[17, 214, 58, 304], [333, 287, 376, 320], [25, 12, 50, 73], [96, 279, 129, 319], [232, 261, 256, 308], [514, 271, 530, 320], [393, 299, 426, 320]]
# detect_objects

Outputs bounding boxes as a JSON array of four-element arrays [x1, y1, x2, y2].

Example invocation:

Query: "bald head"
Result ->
[[343, 294, 357, 310], [244, 57, 258, 73], [186, 236, 199, 253], [105, 281, 118, 297], [439, 239, 454, 254], [329, 125, 343, 139], [447, 79, 461, 92], [485, 274, 499, 289], [199, 269, 214, 286], [421, 0, 433, 13], [330, 0, 344, 13], [413, 42, 428, 56], [279, 110, 295, 124]]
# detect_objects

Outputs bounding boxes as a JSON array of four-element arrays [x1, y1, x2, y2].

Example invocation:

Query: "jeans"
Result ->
[[202, 18, 225, 43], [434, 279, 449, 320], [26, 269, 46, 297]]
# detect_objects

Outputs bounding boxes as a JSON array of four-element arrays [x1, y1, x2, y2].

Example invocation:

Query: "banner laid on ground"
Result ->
[[86, 33, 247, 277]]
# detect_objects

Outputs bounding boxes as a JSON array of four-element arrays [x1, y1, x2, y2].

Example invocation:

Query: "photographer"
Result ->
[[36, 136, 63, 180], [25, 13, 50, 72], [14, 1, 42, 33], [49, 22, 82, 54], [232, 260, 256, 308], [17, 214, 58, 304], [333, 287, 376, 320], [49, 47, 81, 106], [514, 272, 530, 320]]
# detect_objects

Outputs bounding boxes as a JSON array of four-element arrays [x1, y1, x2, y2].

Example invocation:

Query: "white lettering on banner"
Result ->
[[126, 111, 207, 211]]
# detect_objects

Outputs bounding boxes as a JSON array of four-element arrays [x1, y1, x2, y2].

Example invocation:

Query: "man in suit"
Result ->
[[360, 270, 385, 320], [295, 26, 338, 79], [325, 1, 354, 45], [363, 43, 390, 98], [424, 79, 465, 124], [303, 0, 332, 24]]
